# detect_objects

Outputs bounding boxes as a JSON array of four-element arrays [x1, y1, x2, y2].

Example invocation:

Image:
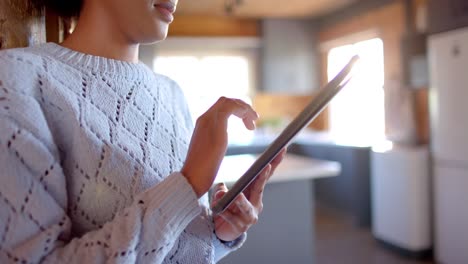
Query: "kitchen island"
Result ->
[[215, 154, 340, 264]]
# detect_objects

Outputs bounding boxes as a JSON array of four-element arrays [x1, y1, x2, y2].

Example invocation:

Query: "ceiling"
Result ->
[[176, 0, 360, 18]]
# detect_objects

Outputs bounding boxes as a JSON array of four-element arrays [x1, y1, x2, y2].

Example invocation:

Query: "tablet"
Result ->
[[212, 55, 360, 214]]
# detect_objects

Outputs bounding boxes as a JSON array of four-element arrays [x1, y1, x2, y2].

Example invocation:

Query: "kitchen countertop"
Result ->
[[228, 130, 334, 147], [215, 153, 341, 184], [227, 130, 375, 149]]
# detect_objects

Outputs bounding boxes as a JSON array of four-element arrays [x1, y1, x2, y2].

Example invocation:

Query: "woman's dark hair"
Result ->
[[32, 0, 83, 17]]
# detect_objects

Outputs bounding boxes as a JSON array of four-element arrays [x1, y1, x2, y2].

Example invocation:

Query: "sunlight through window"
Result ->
[[154, 55, 254, 144], [327, 38, 385, 146]]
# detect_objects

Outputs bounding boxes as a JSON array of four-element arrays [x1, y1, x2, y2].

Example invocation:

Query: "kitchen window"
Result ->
[[153, 39, 259, 144], [327, 38, 385, 146]]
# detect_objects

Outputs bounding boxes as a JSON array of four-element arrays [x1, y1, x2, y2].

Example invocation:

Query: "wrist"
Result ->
[[181, 167, 204, 198]]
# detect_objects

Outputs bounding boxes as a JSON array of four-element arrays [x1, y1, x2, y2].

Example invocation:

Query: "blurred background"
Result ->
[[2, 0, 467, 263]]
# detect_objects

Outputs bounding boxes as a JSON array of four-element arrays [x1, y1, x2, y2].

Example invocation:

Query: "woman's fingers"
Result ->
[[215, 208, 248, 234], [213, 97, 258, 130], [211, 183, 228, 205], [270, 148, 287, 175], [233, 193, 258, 224], [212, 184, 256, 222], [246, 164, 271, 210], [212, 147, 287, 241], [215, 193, 258, 233], [244, 148, 287, 206], [182, 97, 259, 198], [233, 99, 259, 130]]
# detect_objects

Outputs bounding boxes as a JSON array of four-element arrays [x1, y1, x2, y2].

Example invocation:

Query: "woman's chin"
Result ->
[[138, 27, 169, 44]]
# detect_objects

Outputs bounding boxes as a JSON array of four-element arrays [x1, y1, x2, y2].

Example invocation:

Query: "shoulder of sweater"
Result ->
[[152, 73, 193, 129], [0, 46, 47, 69], [153, 72, 178, 89], [152, 72, 186, 101], [0, 46, 48, 96], [0, 47, 52, 131], [0, 48, 60, 157]]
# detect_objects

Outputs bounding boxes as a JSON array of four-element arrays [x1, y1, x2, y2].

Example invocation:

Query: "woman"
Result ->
[[0, 0, 286, 263]]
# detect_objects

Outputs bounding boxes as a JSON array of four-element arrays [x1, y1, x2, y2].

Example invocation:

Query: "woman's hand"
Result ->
[[181, 97, 259, 198], [211, 148, 286, 242]]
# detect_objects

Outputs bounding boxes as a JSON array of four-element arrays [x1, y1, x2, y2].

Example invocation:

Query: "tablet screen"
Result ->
[[212, 55, 359, 214]]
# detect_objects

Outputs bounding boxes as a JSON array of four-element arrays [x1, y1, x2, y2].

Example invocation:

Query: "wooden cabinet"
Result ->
[[428, 0, 468, 34]]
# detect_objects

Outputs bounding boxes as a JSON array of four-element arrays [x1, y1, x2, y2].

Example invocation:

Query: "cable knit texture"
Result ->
[[0, 43, 245, 264]]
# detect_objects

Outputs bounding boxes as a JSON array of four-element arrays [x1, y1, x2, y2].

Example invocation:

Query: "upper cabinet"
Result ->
[[261, 19, 320, 94], [428, 0, 468, 34]]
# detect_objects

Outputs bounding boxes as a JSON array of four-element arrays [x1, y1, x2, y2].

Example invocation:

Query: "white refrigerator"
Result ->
[[429, 27, 468, 264]]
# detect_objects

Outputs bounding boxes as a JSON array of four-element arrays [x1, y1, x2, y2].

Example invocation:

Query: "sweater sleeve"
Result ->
[[213, 232, 247, 262], [0, 116, 201, 264]]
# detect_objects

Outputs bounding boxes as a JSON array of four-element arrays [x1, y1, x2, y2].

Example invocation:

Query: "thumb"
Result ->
[[211, 183, 228, 203]]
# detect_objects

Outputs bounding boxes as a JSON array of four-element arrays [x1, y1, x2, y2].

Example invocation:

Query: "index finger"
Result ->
[[214, 97, 258, 130]]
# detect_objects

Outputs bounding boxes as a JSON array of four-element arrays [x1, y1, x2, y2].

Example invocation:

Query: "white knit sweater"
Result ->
[[0, 43, 244, 263]]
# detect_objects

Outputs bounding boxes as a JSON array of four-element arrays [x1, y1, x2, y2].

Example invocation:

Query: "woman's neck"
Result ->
[[61, 3, 140, 63]]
